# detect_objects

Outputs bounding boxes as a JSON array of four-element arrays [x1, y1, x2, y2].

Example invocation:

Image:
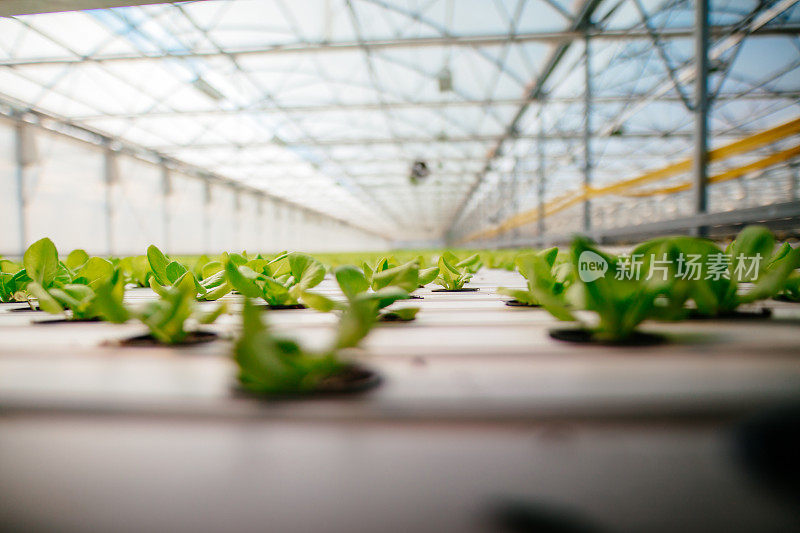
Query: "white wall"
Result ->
[[25, 130, 107, 254], [0, 118, 21, 255], [111, 154, 166, 255], [0, 119, 389, 256]]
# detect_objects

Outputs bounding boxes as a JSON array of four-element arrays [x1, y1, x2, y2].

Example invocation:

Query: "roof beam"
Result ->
[[68, 90, 800, 120], [444, 0, 606, 238], [0, 24, 798, 67], [150, 129, 756, 151], [0, 1, 180, 17]]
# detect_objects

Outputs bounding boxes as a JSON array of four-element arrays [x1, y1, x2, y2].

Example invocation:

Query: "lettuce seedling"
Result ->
[[361, 256, 392, 286], [64, 249, 89, 272], [433, 252, 477, 290], [540, 238, 661, 341], [225, 252, 325, 307], [486, 251, 518, 271], [635, 226, 800, 317], [147, 244, 217, 300], [497, 247, 573, 308], [371, 260, 422, 292], [632, 235, 724, 318], [28, 263, 129, 322], [362, 256, 438, 289], [135, 274, 226, 344], [0, 260, 30, 302], [193, 253, 236, 301], [21, 238, 73, 309], [733, 227, 800, 305], [780, 272, 800, 302], [234, 293, 378, 394], [119, 255, 151, 287], [456, 253, 483, 274], [418, 265, 439, 286], [304, 265, 418, 321]]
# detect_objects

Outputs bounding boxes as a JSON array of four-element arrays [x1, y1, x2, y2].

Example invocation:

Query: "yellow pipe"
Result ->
[[622, 143, 800, 198], [459, 116, 800, 244]]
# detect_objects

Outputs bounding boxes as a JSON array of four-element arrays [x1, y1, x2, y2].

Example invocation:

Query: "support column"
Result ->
[[103, 145, 117, 255], [233, 188, 241, 251], [161, 161, 171, 253], [203, 180, 212, 254], [537, 115, 546, 239], [13, 117, 29, 255], [582, 31, 593, 234], [693, 0, 710, 236], [511, 157, 520, 242]]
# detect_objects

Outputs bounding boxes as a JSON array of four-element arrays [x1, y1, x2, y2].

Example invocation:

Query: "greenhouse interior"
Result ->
[[1, 0, 799, 531]]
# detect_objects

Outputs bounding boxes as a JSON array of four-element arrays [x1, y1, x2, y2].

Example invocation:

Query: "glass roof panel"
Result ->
[[0, 0, 797, 241]]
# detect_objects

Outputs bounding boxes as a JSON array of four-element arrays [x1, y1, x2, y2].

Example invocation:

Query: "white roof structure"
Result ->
[[0, 0, 798, 242]]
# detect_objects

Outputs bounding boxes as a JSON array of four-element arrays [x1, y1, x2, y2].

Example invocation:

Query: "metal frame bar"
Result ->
[[67, 91, 800, 121], [2, 24, 798, 67], [445, 0, 605, 241], [151, 129, 760, 151], [160, 159, 170, 252], [13, 115, 28, 254], [487, 200, 800, 248], [0, 1, 178, 17], [103, 143, 116, 254], [693, 0, 710, 236], [583, 31, 593, 232]]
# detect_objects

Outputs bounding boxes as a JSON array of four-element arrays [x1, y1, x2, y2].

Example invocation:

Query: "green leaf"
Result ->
[[359, 286, 409, 310], [299, 291, 339, 312], [741, 245, 800, 303], [147, 245, 171, 286], [119, 255, 150, 287], [371, 261, 419, 292], [148, 277, 169, 297], [92, 273, 129, 323], [455, 253, 482, 273], [244, 258, 270, 275], [568, 238, 656, 340], [165, 261, 188, 284], [362, 262, 374, 284], [418, 266, 439, 286], [201, 261, 224, 279], [514, 252, 538, 281], [76, 257, 114, 289], [65, 249, 89, 271], [228, 253, 248, 266], [234, 299, 345, 394], [496, 287, 536, 305], [225, 262, 263, 298], [26, 281, 63, 315], [334, 296, 377, 350], [729, 225, 774, 282], [540, 247, 559, 268], [263, 277, 291, 305], [437, 256, 457, 284], [289, 253, 325, 290], [334, 265, 370, 299], [23, 238, 59, 286], [201, 280, 232, 301], [200, 269, 227, 290]]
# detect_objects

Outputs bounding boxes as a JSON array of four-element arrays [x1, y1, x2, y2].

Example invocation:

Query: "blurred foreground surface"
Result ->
[[2, 270, 800, 532]]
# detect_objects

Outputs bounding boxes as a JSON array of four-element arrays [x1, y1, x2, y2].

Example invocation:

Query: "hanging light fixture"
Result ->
[[409, 160, 431, 185], [438, 67, 453, 92]]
